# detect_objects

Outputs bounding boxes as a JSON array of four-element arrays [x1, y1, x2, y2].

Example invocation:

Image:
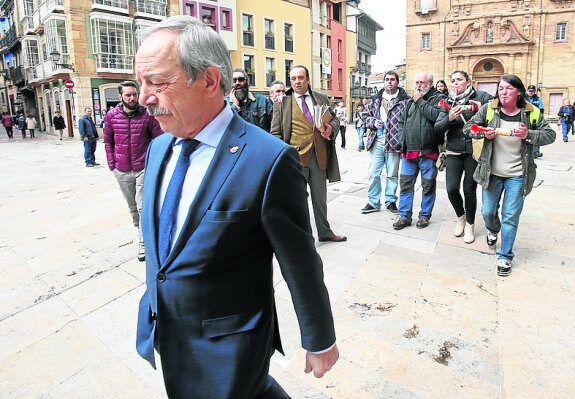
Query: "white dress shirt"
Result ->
[[158, 105, 234, 250], [294, 91, 315, 117]]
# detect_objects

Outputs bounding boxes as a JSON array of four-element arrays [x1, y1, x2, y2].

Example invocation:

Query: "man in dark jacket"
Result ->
[[393, 71, 446, 230], [104, 81, 163, 261], [53, 111, 66, 140], [527, 84, 545, 157], [78, 108, 99, 166], [227, 68, 271, 132]]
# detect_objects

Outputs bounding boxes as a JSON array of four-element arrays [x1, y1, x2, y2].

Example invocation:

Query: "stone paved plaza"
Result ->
[[0, 126, 574, 398]]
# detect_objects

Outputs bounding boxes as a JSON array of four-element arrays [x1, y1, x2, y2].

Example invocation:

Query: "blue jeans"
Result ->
[[84, 138, 96, 165], [398, 156, 437, 221], [357, 127, 365, 150], [562, 121, 572, 141], [367, 140, 400, 208], [481, 175, 525, 261]]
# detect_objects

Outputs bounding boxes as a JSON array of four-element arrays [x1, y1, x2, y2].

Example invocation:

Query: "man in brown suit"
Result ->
[[271, 65, 346, 242]]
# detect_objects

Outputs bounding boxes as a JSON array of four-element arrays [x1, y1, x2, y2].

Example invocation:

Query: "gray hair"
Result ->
[[141, 16, 233, 93], [270, 80, 285, 87], [427, 72, 434, 85]]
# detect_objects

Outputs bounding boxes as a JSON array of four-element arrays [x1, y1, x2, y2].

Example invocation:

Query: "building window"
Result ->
[[134, 21, 154, 48], [265, 57, 276, 86], [285, 59, 293, 86], [337, 39, 342, 62], [92, 0, 129, 10], [421, 32, 431, 50], [91, 17, 134, 70], [556, 22, 567, 41], [221, 8, 232, 31], [183, 1, 196, 16], [337, 68, 342, 90], [242, 14, 254, 46], [45, 18, 70, 63], [24, 38, 40, 67], [201, 5, 217, 30], [264, 18, 275, 50], [134, 0, 167, 17], [284, 23, 293, 52], [243, 54, 255, 85]]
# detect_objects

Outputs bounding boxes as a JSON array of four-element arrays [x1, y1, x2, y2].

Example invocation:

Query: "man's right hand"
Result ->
[[229, 89, 240, 106], [412, 89, 423, 103], [374, 120, 383, 129], [83, 137, 89, 142], [304, 345, 339, 378]]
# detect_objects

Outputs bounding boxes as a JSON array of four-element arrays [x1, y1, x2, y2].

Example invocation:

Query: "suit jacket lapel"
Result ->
[[161, 115, 247, 267], [142, 134, 176, 267]]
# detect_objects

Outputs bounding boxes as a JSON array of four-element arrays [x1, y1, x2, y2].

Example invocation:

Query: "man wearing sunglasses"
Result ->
[[227, 69, 271, 132]]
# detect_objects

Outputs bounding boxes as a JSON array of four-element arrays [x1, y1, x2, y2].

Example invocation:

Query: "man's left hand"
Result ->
[[305, 345, 339, 378], [321, 123, 332, 140]]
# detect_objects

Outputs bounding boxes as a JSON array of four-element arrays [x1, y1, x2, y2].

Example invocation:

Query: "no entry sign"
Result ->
[[64, 79, 75, 89]]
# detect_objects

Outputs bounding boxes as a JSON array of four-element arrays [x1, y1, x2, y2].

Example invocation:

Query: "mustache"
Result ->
[[147, 106, 171, 116]]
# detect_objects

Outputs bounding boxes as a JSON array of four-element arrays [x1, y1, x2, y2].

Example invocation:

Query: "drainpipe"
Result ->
[[536, 0, 543, 90], [442, 0, 452, 79]]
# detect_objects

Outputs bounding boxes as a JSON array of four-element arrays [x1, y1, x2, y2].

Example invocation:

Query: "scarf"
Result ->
[[448, 85, 475, 106]]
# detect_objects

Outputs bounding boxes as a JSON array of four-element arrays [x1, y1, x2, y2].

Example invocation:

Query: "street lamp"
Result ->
[[49, 48, 75, 71]]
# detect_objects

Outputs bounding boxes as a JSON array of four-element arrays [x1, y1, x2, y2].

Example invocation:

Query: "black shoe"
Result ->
[[361, 203, 380, 214], [416, 218, 430, 229], [93, 162, 100, 166], [86, 164, 94, 167], [386, 202, 399, 214], [497, 258, 512, 277], [393, 218, 411, 230]]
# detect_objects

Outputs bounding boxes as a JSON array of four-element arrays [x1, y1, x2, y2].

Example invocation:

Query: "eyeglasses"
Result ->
[[232, 77, 246, 82]]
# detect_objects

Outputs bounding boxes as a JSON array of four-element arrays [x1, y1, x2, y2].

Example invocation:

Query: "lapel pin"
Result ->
[[229, 145, 239, 154]]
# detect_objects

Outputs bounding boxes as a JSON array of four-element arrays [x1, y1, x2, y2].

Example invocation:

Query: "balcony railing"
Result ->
[[351, 86, 374, 98], [284, 39, 293, 52], [265, 35, 275, 50], [10, 66, 25, 85], [243, 31, 254, 46], [134, 0, 167, 17], [94, 53, 134, 71], [0, 25, 18, 50]]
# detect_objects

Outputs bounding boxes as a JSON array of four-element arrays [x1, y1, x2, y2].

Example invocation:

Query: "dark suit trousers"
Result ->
[[303, 150, 333, 238]]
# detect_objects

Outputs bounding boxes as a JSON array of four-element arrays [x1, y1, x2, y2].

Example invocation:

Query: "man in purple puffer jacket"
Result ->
[[104, 81, 163, 261]]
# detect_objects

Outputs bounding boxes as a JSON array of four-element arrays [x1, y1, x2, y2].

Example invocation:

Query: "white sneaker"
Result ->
[[138, 240, 145, 262], [497, 258, 512, 277], [454, 214, 466, 237], [463, 223, 475, 244]]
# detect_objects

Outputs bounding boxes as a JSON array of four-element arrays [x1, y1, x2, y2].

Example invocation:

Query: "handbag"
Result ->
[[472, 138, 483, 161], [436, 143, 446, 171], [365, 129, 377, 151]]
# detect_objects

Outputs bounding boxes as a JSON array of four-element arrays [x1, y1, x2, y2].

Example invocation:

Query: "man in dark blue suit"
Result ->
[[134, 16, 339, 398]]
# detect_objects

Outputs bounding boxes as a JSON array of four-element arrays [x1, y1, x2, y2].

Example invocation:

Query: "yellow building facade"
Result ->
[[231, 0, 312, 94], [406, 0, 575, 115]]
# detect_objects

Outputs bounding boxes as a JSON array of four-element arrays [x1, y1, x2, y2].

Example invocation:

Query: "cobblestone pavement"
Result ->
[[0, 127, 573, 398]]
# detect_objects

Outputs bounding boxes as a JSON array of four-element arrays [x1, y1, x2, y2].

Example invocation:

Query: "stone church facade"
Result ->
[[406, 0, 575, 116]]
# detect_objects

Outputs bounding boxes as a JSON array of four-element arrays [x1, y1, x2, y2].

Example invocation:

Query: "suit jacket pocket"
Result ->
[[204, 209, 248, 222], [202, 309, 263, 339]]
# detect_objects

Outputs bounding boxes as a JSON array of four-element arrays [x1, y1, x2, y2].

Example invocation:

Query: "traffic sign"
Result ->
[[64, 79, 75, 89]]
